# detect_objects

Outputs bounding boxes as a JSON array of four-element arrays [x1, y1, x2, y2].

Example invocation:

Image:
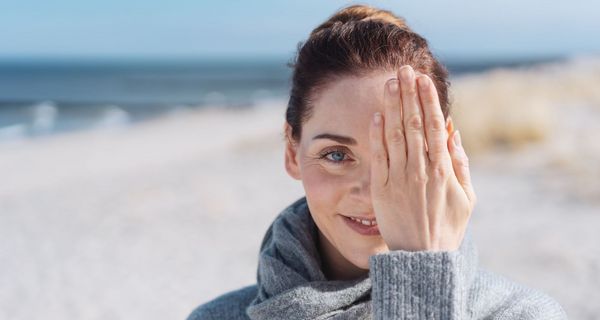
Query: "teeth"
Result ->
[[349, 217, 377, 226]]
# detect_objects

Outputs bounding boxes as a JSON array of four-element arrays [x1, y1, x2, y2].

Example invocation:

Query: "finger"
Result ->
[[417, 74, 451, 166], [448, 129, 477, 207], [383, 78, 407, 178], [370, 112, 389, 189], [399, 65, 427, 180]]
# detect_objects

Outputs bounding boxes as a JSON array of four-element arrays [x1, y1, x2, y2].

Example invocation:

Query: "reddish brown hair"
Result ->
[[285, 4, 450, 142]]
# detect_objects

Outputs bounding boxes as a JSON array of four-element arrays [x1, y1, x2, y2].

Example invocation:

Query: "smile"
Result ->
[[341, 215, 380, 236], [347, 216, 377, 226]]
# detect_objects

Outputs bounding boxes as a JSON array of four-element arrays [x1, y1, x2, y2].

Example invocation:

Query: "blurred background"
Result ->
[[1, 1, 599, 319]]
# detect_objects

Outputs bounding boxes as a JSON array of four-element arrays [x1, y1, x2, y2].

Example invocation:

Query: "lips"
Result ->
[[341, 214, 380, 236], [341, 211, 377, 223], [345, 215, 377, 226]]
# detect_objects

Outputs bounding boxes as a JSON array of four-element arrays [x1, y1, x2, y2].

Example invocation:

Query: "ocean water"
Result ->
[[0, 56, 563, 140]]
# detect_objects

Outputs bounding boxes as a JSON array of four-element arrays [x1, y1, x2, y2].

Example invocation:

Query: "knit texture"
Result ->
[[187, 197, 567, 319]]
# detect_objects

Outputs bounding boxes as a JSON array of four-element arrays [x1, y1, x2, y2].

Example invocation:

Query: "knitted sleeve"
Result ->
[[368, 248, 567, 319], [369, 249, 471, 319]]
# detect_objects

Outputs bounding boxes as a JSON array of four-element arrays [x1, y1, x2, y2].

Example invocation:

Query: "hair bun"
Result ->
[[312, 4, 411, 35]]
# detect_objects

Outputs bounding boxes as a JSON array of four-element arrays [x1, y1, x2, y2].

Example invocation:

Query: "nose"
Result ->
[[350, 162, 372, 199]]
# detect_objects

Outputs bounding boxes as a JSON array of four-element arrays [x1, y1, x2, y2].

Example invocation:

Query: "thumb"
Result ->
[[448, 130, 477, 207]]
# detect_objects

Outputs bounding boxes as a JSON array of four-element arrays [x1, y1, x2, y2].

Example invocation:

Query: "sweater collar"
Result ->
[[246, 197, 478, 319]]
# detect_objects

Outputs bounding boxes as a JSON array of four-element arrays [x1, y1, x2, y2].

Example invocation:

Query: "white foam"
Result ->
[[31, 100, 58, 135]]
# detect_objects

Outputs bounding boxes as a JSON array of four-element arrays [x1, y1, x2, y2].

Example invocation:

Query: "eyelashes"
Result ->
[[318, 147, 353, 165]]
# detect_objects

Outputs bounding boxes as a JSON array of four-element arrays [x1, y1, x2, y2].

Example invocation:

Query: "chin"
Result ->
[[348, 255, 371, 270], [343, 241, 389, 270]]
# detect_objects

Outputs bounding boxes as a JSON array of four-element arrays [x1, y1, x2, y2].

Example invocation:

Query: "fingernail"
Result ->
[[373, 112, 382, 125], [387, 80, 399, 93], [400, 65, 414, 81], [453, 130, 462, 148]]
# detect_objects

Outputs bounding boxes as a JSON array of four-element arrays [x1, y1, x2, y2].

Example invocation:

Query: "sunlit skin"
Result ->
[[284, 66, 477, 281]]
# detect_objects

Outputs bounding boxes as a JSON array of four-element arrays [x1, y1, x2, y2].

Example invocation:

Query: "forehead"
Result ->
[[302, 71, 396, 143]]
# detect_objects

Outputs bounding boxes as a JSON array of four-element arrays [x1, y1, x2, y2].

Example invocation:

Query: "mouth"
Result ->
[[340, 214, 380, 236], [345, 215, 377, 226]]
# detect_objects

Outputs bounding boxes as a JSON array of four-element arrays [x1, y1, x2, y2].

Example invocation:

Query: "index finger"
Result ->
[[417, 74, 450, 165], [383, 78, 407, 176]]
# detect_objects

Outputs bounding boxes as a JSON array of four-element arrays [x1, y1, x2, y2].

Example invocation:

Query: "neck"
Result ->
[[317, 229, 368, 281]]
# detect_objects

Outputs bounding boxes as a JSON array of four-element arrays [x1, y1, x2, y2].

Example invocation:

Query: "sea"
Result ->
[[0, 56, 563, 140]]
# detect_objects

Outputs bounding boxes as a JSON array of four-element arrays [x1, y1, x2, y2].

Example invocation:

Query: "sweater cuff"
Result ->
[[369, 249, 467, 319]]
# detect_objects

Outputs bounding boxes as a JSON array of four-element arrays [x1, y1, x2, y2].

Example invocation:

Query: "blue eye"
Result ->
[[328, 151, 346, 162], [319, 148, 350, 164]]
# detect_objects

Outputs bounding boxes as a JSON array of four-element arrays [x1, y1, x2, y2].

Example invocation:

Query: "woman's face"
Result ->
[[284, 70, 397, 271]]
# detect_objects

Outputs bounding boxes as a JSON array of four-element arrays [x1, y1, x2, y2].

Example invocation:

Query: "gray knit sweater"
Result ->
[[187, 197, 567, 319]]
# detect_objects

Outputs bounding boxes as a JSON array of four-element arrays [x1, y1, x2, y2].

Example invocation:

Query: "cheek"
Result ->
[[300, 165, 349, 216]]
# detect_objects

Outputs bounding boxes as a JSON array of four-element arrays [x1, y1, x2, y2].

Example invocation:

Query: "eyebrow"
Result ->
[[311, 133, 357, 146]]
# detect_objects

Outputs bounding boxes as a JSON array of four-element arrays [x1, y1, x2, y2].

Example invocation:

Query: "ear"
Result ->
[[284, 122, 302, 180], [446, 116, 454, 137]]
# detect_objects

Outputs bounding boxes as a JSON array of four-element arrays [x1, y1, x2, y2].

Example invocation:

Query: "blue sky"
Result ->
[[1, 0, 599, 60]]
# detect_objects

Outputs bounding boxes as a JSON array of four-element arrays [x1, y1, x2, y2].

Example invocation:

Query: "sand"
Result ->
[[1, 58, 599, 320]]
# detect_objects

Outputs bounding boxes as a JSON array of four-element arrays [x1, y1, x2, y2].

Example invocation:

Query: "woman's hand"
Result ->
[[369, 65, 477, 251]]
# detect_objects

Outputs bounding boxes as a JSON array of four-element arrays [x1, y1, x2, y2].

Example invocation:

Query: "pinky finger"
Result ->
[[370, 112, 389, 189], [449, 130, 477, 207]]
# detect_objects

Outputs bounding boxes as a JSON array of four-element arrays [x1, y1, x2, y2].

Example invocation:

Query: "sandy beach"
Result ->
[[1, 57, 599, 320]]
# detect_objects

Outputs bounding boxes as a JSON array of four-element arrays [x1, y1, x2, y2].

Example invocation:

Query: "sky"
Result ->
[[1, 0, 599, 60]]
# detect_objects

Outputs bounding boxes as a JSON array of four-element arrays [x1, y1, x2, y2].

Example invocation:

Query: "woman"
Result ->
[[188, 5, 566, 319]]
